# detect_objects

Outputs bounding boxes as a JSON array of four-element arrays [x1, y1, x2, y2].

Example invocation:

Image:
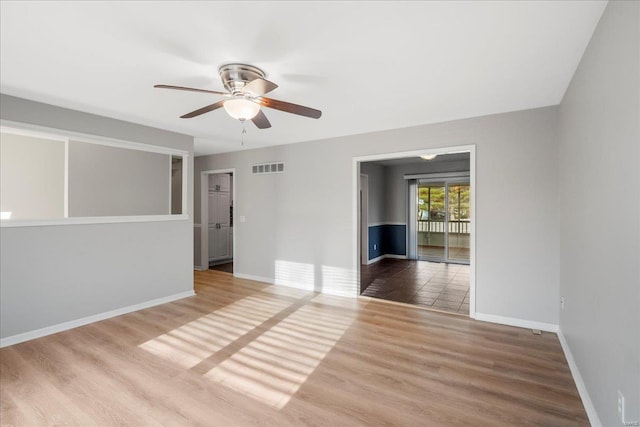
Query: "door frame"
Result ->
[[352, 145, 476, 318], [200, 168, 236, 270], [360, 174, 369, 265]]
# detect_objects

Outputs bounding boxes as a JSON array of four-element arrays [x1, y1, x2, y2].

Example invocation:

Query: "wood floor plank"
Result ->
[[0, 270, 588, 426]]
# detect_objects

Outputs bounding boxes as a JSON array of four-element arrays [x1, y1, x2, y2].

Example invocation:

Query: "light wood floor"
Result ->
[[0, 270, 588, 426]]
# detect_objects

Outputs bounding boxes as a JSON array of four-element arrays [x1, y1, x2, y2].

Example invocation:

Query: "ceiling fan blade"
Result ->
[[180, 100, 225, 119], [255, 97, 322, 119], [241, 78, 278, 96], [155, 84, 227, 96], [251, 110, 272, 129]]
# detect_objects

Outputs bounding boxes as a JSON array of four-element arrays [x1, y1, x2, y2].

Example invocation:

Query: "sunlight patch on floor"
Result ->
[[138, 295, 292, 368], [204, 302, 355, 409]]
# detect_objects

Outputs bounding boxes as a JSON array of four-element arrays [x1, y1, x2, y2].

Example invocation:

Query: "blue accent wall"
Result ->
[[368, 224, 407, 260], [384, 224, 407, 256], [368, 226, 383, 259]]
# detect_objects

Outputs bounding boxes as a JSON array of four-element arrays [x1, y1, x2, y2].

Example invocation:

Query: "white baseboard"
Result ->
[[0, 290, 196, 349], [474, 312, 558, 333], [366, 254, 408, 265], [557, 328, 601, 427], [194, 265, 206, 271], [233, 272, 275, 284], [384, 254, 408, 260], [367, 255, 385, 265]]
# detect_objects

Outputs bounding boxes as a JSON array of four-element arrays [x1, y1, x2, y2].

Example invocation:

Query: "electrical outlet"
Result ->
[[617, 389, 639, 426], [561, 296, 565, 310]]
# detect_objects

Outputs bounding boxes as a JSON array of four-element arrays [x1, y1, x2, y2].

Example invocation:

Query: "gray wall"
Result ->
[[359, 162, 385, 224], [0, 132, 65, 219], [558, 1, 639, 425], [68, 141, 171, 217], [0, 94, 194, 339], [195, 105, 560, 324]]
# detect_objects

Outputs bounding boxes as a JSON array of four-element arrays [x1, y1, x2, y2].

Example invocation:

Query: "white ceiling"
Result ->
[[0, 1, 606, 156]]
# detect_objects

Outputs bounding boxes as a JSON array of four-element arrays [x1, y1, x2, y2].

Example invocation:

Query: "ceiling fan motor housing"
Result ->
[[218, 63, 266, 95]]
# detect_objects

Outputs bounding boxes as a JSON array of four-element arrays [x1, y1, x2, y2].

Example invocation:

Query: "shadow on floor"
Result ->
[[210, 262, 233, 274]]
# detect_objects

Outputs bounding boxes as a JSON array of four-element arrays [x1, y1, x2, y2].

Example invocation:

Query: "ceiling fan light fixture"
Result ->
[[420, 154, 438, 160], [223, 98, 260, 120]]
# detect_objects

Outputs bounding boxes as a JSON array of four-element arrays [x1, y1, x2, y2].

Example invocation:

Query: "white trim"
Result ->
[[408, 179, 417, 259], [469, 147, 476, 318], [0, 290, 196, 348], [181, 154, 189, 216], [194, 265, 206, 271], [366, 254, 408, 265], [1, 214, 188, 228], [0, 124, 69, 142], [404, 171, 470, 180], [368, 222, 408, 227], [474, 312, 558, 333], [63, 139, 69, 218], [384, 254, 408, 260], [367, 255, 386, 265], [557, 329, 602, 427], [233, 272, 275, 284], [360, 174, 368, 266], [168, 155, 173, 213], [353, 144, 477, 318], [1, 120, 189, 156]]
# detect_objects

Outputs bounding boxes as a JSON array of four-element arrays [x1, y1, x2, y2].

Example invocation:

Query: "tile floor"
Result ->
[[361, 259, 469, 315], [418, 245, 470, 261]]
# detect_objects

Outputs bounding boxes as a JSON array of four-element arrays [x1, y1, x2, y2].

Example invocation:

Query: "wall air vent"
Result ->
[[252, 162, 285, 175]]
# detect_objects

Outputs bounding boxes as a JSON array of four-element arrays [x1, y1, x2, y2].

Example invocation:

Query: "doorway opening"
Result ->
[[200, 169, 235, 274], [354, 147, 475, 317]]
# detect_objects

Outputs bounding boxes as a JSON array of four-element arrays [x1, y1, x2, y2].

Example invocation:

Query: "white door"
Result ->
[[208, 178, 231, 262], [210, 173, 230, 192], [209, 226, 231, 261]]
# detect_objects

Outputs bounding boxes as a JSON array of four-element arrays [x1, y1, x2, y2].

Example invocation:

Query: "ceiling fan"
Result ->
[[155, 63, 322, 129]]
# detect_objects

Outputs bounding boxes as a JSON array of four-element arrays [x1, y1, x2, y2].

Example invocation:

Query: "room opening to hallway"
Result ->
[[201, 170, 234, 274], [357, 150, 473, 316]]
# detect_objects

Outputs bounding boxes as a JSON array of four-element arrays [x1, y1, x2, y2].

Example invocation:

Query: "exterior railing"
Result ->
[[418, 220, 470, 234]]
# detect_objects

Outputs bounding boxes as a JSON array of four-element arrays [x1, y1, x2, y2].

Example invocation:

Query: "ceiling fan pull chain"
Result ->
[[241, 123, 247, 146]]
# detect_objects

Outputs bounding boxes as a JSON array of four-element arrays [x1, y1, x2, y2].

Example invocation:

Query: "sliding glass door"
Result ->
[[447, 183, 470, 262], [416, 180, 470, 264], [417, 183, 446, 259]]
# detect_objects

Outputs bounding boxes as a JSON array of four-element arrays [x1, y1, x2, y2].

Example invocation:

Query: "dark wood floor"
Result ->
[[210, 261, 233, 273], [0, 270, 588, 426]]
